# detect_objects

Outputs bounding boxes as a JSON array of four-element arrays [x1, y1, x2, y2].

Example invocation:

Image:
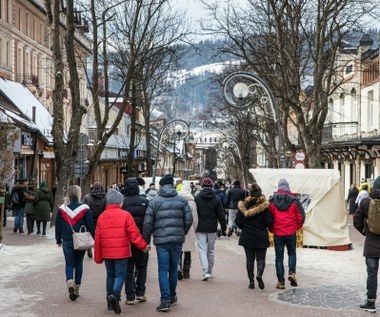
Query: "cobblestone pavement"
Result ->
[[0, 215, 371, 317]]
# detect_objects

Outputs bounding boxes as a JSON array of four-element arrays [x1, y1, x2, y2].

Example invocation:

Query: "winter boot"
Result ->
[[288, 272, 298, 287], [74, 283, 80, 297], [183, 259, 191, 279], [108, 293, 121, 314], [67, 279, 77, 301], [256, 275, 265, 289], [360, 299, 376, 313], [248, 275, 255, 289]]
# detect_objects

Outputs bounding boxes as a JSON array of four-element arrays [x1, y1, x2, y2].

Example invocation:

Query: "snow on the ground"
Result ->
[[0, 227, 63, 317]]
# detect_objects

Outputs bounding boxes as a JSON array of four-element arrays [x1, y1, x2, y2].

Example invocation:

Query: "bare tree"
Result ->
[[201, 0, 378, 167]]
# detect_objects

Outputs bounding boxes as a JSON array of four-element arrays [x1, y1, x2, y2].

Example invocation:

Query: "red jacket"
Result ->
[[94, 204, 147, 263], [268, 190, 305, 236]]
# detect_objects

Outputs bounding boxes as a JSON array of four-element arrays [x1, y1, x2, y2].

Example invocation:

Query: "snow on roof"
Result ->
[[0, 79, 53, 142]]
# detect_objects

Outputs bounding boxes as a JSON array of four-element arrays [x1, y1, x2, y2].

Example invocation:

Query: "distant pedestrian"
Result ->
[[95, 188, 149, 314], [11, 179, 27, 233], [356, 185, 369, 207], [236, 183, 273, 289], [214, 182, 227, 238], [269, 178, 305, 290], [178, 182, 198, 280], [24, 181, 37, 234], [33, 180, 53, 236], [347, 184, 359, 214], [226, 180, 247, 237], [121, 178, 150, 305], [143, 174, 193, 312], [55, 185, 95, 301], [136, 177, 147, 197], [353, 175, 380, 313], [83, 181, 106, 258], [146, 185, 158, 201], [194, 177, 227, 281]]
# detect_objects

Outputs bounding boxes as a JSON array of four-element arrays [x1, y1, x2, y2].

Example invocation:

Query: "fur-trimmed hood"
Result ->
[[238, 196, 269, 217]]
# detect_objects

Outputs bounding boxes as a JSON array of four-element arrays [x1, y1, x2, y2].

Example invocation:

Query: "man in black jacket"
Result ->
[[354, 175, 380, 313], [11, 179, 27, 233], [195, 177, 227, 280], [122, 178, 150, 305]]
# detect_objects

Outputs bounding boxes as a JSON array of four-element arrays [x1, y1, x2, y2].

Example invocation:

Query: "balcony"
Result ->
[[322, 122, 359, 144]]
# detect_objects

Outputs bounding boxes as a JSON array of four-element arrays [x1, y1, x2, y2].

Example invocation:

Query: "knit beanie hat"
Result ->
[[202, 177, 213, 188], [250, 183, 262, 198], [160, 174, 174, 186], [373, 176, 380, 190], [125, 178, 139, 191], [40, 180, 47, 188], [278, 178, 290, 191], [106, 188, 124, 205]]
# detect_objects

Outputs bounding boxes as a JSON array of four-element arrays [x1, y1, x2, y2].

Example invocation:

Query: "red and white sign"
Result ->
[[295, 162, 305, 169], [294, 150, 306, 162]]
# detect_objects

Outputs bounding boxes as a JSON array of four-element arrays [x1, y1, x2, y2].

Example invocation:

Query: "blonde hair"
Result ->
[[64, 185, 82, 204]]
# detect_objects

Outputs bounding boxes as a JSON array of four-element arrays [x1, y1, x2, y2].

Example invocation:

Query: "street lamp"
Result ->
[[217, 137, 247, 189], [152, 119, 190, 186], [221, 71, 286, 168]]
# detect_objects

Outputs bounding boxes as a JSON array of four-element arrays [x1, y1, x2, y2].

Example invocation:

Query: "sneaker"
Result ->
[[136, 295, 146, 303], [288, 273, 298, 287], [227, 229, 233, 237], [256, 276, 265, 290], [360, 300, 376, 313], [276, 281, 285, 289], [208, 272, 214, 279], [202, 273, 210, 281], [108, 294, 121, 314], [156, 301, 170, 312], [67, 280, 77, 301], [125, 299, 135, 305], [178, 270, 184, 280], [19, 230, 24, 234], [170, 296, 177, 306]]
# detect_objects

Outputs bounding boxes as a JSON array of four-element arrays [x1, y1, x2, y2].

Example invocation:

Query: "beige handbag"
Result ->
[[67, 212, 94, 250]]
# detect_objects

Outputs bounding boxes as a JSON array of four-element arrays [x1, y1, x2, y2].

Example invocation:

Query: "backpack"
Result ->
[[367, 198, 380, 235]]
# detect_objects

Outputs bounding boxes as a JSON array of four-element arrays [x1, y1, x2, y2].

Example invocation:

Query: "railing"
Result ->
[[322, 122, 359, 143]]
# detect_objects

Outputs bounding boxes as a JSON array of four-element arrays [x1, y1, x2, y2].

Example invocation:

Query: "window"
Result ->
[[350, 88, 357, 122], [345, 64, 353, 75], [339, 93, 345, 121], [26, 13, 29, 36], [6, 41, 9, 67], [327, 98, 333, 122], [367, 90, 374, 129], [32, 18, 36, 40], [18, 8, 21, 30], [0, 38, 2, 65]]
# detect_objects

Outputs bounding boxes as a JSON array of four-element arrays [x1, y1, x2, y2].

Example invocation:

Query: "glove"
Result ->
[[222, 231, 227, 237]]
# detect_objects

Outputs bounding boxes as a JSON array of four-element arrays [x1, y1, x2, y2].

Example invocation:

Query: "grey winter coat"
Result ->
[[143, 185, 193, 246]]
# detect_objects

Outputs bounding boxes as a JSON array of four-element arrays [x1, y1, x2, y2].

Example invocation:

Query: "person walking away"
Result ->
[[146, 185, 158, 201], [268, 178, 305, 290], [359, 178, 371, 193], [33, 180, 53, 236], [95, 188, 149, 314], [194, 177, 227, 281], [55, 185, 95, 301], [353, 175, 380, 313], [136, 177, 147, 197], [143, 174, 193, 312], [347, 184, 359, 215], [178, 182, 198, 280], [11, 179, 27, 233], [24, 181, 37, 234], [226, 180, 247, 237], [121, 178, 150, 305], [236, 183, 273, 289], [356, 185, 369, 207], [214, 182, 227, 238], [83, 181, 106, 258]]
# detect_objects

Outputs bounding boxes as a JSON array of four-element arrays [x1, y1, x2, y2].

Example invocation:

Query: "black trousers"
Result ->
[[125, 245, 149, 300], [243, 247, 267, 278]]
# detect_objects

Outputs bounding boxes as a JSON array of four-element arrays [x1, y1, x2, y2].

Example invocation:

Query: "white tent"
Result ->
[[249, 168, 351, 247]]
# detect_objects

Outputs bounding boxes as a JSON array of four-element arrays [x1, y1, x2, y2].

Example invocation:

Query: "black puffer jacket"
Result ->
[[354, 189, 380, 257], [11, 183, 26, 208], [122, 179, 149, 234], [236, 196, 273, 249], [83, 189, 106, 225], [195, 188, 226, 233]]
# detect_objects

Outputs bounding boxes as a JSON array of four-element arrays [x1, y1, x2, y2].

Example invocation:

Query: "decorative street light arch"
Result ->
[[151, 119, 190, 185], [221, 71, 286, 168]]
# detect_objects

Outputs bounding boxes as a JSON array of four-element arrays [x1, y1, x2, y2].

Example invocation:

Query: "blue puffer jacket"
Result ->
[[143, 185, 193, 245]]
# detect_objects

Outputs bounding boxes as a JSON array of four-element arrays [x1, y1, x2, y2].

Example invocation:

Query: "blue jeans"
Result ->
[[274, 234, 297, 282], [366, 257, 379, 299], [14, 207, 25, 231], [105, 258, 128, 298], [62, 240, 86, 284], [156, 243, 182, 303]]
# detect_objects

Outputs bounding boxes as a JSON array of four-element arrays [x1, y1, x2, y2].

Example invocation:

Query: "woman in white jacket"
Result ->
[[178, 183, 198, 279]]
